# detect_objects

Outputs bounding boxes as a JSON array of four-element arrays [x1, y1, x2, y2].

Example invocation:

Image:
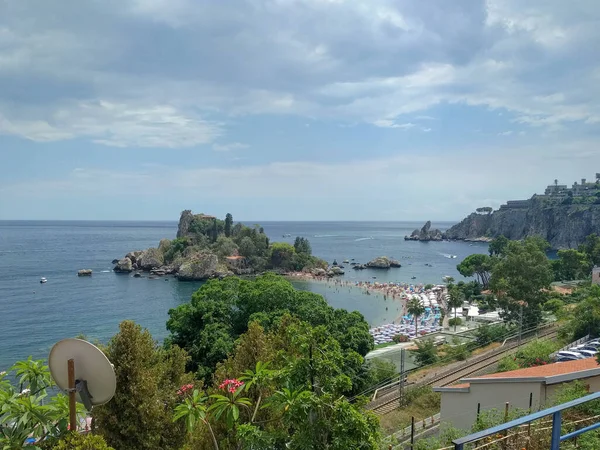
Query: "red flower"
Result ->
[[177, 383, 194, 395], [219, 378, 244, 393]]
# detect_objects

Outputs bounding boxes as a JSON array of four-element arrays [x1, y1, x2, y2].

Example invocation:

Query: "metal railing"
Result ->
[[452, 391, 600, 450]]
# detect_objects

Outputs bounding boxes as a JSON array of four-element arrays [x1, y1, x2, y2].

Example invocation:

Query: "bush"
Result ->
[[50, 433, 114, 450], [474, 323, 511, 347], [392, 334, 409, 343], [543, 298, 564, 315], [448, 317, 462, 327], [497, 339, 559, 372], [413, 338, 438, 366]]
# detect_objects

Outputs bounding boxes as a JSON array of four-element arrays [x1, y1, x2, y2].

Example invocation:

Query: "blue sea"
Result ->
[[0, 220, 487, 369]]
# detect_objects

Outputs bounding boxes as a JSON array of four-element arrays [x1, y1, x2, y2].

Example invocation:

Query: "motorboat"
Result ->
[[40, 277, 47, 284]]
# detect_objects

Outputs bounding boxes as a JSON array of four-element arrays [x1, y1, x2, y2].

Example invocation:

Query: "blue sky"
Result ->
[[0, 0, 599, 221]]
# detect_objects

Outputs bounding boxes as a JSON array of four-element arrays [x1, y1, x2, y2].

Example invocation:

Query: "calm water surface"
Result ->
[[0, 220, 487, 369]]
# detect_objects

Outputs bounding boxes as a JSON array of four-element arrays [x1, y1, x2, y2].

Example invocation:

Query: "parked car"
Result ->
[[577, 349, 597, 358], [557, 351, 586, 360]]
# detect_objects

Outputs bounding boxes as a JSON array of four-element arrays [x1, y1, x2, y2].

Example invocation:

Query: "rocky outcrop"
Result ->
[[77, 269, 92, 276], [366, 256, 402, 269], [445, 200, 600, 249], [176, 253, 230, 281], [114, 257, 133, 273], [138, 248, 164, 271], [177, 210, 194, 238], [404, 221, 443, 241], [126, 251, 143, 268]]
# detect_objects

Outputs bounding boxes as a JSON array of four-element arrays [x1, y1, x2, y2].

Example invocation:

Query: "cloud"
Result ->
[[0, 101, 221, 147], [497, 130, 513, 136], [212, 142, 249, 152], [373, 119, 416, 129], [0, 0, 598, 147]]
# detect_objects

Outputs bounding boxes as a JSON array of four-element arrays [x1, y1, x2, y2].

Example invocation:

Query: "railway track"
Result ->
[[367, 326, 558, 415]]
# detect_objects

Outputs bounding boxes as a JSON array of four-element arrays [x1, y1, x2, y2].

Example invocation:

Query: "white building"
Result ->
[[434, 358, 600, 432]]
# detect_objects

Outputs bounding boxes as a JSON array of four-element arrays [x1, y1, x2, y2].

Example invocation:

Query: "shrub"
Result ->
[[413, 338, 438, 366], [50, 433, 114, 450], [392, 334, 409, 343], [448, 317, 462, 327]]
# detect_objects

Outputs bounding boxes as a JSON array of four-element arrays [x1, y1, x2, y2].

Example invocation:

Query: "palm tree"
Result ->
[[447, 285, 465, 332], [407, 297, 426, 337]]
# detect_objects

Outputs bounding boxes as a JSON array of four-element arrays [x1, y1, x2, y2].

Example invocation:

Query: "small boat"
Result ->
[[451, 255, 457, 259], [411, 276, 417, 280], [40, 277, 47, 284]]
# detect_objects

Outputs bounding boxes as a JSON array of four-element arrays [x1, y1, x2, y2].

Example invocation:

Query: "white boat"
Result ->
[[40, 277, 47, 284]]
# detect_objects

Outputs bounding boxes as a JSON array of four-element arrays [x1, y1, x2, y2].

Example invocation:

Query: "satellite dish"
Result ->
[[49, 338, 116, 415]]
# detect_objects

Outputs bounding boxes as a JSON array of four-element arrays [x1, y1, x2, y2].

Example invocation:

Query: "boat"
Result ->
[[411, 276, 417, 280], [451, 255, 457, 259], [282, 233, 291, 237], [40, 277, 47, 284]]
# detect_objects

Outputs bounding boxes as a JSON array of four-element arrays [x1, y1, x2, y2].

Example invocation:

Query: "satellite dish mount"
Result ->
[[49, 339, 116, 432]]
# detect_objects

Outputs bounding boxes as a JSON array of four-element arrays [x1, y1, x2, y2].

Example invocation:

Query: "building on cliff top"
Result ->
[[544, 175, 600, 198], [593, 266, 600, 285]]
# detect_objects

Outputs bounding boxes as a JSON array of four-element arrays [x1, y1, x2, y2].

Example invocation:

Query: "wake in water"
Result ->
[[355, 237, 374, 242], [100, 270, 111, 273], [438, 252, 458, 259], [313, 234, 339, 238]]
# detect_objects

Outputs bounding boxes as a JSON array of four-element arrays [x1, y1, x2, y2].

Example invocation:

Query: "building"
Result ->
[[593, 267, 600, 286], [434, 358, 600, 432]]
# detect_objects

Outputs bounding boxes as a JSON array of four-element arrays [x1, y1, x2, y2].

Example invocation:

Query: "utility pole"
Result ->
[[399, 348, 405, 406], [518, 302, 523, 346]]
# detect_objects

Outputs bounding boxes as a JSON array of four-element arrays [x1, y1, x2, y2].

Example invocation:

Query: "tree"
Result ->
[[447, 286, 465, 332], [224, 213, 233, 237], [293, 237, 312, 255], [407, 297, 426, 337], [579, 234, 600, 266], [456, 254, 494, 288], [269, 242, 296, 270], [488, 235, 509, 257], [93, 321, 191, 450], [166, 274, 373, 382], [413, 339, 438, 366], [552, 249, 592, 281], [213, 235, 238, 259], [565, 285, 600, 339], [490, 237, 553, 328], [238, 236, 257, 257], [50, 433, 114, 450]]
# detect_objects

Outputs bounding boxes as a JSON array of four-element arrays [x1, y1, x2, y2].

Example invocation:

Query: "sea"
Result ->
[[0, 220, 488, 370]]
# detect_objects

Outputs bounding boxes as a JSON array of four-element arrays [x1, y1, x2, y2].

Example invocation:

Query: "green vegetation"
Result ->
[[489, 237, 554, 328], [93, 321, 192, 450], [407, 298, 426, 336], [561, 285, 600, 339], [49, 433, 114, 450], [413, 339, 438, 366], [446, 285, 464, 331], [448, 317, 462, 327], [496, 339, 560, 372], [0, 358, 87, 449], [160, 211, 327, 275], [166, 274, 374, 382], [456, 254, 494, 288]]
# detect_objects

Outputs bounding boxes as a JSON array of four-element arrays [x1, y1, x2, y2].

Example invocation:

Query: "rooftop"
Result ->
[[436, 358, 600, 392]]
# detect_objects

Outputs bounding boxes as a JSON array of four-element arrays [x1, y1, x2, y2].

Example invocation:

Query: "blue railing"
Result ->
[[453, 391, 600, 450]]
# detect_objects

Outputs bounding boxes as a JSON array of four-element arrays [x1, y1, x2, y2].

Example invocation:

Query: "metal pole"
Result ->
[[399, 348, 405, 406], [503, 402, 509, 450], [68, 359, 77, 432], [518, 303, 523, 346], [550, 411, 561, 450], [410, 416, 415, 449]]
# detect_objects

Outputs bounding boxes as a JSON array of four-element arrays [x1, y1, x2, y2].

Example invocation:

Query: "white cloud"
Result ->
[[497, 130, 513, 136], [212, 142, 249, 152], [0, 101, 221, 148], [0, 0, 599, 145], [373, 119, 416, 129]]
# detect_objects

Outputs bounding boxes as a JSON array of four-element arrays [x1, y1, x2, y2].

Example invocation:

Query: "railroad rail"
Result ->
[[367, 325, 557, 415]]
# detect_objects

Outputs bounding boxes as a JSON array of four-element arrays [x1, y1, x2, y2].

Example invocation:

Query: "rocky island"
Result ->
[[113, 210, 337, 281], [404, 221, 443, 241], [445, 174, 600, 248]]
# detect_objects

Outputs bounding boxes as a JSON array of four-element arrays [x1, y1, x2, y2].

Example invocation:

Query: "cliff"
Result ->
[[445, 200, 600, 249], [404, 221, 443, 241]]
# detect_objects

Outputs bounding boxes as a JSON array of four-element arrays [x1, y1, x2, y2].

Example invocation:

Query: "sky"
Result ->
[[0, 0, 599, 221]]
